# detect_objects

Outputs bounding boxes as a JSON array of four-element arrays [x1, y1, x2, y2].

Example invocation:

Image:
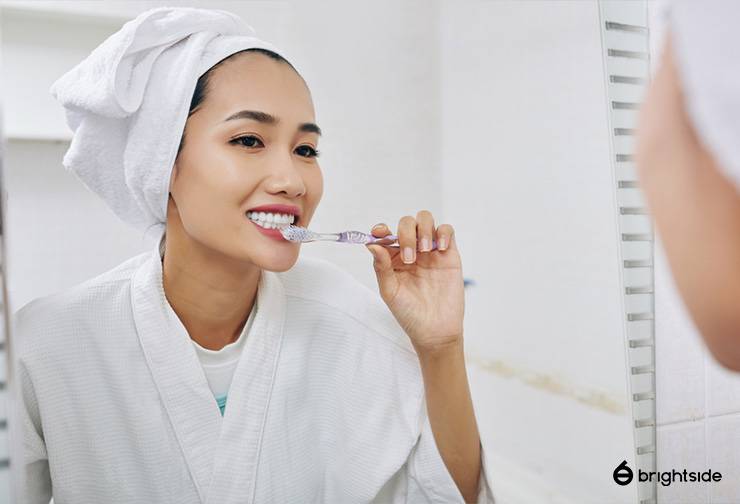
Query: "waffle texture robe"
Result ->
[[12, 237, 495, 503]]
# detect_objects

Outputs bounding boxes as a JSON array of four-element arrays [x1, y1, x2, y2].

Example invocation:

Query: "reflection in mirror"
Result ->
[[1, 1, 656, 502]]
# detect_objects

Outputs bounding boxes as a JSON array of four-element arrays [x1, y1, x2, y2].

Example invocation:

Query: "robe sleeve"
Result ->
[[10, 308, 53, 504], [405, 397, 495, 503]]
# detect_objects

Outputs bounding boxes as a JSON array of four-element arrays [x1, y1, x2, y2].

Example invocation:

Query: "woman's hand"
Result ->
[[366, 210, 465, 354]]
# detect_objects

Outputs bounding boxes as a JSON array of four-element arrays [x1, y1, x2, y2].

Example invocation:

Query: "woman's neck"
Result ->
[[161, 229, 260, 351]]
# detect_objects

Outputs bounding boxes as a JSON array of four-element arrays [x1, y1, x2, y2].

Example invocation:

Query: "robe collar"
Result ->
[[131, 234, 287, 503]]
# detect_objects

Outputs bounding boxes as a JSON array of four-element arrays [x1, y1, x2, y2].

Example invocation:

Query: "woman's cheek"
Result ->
[[309, 168, 324, 205]]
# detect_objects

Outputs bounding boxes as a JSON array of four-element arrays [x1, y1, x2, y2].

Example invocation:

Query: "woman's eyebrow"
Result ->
[[222, 109, 321, 136]]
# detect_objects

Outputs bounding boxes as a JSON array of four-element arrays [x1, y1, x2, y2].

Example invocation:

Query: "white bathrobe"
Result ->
[[11, 237, 495, 504]]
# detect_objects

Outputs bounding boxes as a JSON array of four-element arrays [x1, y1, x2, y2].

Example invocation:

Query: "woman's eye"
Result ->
[[296, 145, 320, 158], [232, 136, 319, 159], [233, 135, 264, 148]]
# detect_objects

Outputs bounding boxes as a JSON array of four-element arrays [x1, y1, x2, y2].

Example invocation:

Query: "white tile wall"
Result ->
[[656, 421, 707, 503], [706, 414, 740, 503], [706, 357, 740, 418]]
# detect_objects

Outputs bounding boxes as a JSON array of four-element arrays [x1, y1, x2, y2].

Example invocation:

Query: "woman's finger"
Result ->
[[370, 222, 391, 238], [415, 210, 435, 253], [398, 215, 417, 264], [367, 243, 399, 302], [435, 223, 455, 251]]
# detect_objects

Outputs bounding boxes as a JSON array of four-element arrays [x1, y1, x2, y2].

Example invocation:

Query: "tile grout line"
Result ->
[[657, 408, 740, 428]]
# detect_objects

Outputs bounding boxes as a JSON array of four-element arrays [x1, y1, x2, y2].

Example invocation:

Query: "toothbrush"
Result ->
[[280, 225, 438, 250]]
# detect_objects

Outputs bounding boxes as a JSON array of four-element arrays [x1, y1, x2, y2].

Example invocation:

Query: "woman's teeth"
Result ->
[[246, 211, 296, 229]]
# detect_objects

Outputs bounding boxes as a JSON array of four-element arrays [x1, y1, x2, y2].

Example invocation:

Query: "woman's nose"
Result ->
[[265, 163, 306, 198]]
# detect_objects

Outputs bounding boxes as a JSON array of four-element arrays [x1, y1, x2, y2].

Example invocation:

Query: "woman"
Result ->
[[636, 1, 740, 370], [12, 6, 494, 504]]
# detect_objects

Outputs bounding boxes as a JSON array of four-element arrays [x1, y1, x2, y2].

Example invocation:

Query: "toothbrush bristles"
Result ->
[[280, 224, 310, 242]]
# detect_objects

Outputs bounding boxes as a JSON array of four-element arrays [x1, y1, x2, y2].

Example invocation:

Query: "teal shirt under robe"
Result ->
[[216, 394, 227, 416]]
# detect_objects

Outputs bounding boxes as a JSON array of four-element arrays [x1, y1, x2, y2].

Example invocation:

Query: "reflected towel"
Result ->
[[49, 6, 304, 241]]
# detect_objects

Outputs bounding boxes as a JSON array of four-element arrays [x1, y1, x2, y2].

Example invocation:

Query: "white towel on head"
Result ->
[[50, 6, 304, 242]]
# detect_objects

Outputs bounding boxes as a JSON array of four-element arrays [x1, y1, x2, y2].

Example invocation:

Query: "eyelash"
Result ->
[[231, 135, 320, 158]]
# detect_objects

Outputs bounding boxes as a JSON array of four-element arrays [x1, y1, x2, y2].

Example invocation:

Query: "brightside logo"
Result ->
[[613, 460, 722, 487]]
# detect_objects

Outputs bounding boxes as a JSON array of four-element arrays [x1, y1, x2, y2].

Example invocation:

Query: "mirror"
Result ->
[[0, 1, 655, 502]]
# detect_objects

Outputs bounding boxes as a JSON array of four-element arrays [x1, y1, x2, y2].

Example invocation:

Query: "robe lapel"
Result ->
[[205, 266, 287, 504], [130, 243, 223, 503]]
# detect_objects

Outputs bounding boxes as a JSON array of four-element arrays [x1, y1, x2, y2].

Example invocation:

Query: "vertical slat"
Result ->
[[599, 1, 655, 502]]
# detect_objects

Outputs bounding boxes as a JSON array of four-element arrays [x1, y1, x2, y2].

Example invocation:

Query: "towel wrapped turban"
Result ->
[[50, 6, 304, 241]]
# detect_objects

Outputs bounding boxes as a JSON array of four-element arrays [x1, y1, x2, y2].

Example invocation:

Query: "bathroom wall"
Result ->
[[648, 3, 740, 502]]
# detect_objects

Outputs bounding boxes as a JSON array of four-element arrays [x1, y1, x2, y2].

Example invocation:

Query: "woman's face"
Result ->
[[168, 52, 323, 272]]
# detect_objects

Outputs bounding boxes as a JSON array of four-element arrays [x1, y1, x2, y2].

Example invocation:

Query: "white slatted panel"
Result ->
[[598, 1, 655, 503]]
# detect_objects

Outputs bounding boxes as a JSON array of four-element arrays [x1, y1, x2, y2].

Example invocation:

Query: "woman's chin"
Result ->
[[251, 250, 300, 272], [261, 261, 298, 273]]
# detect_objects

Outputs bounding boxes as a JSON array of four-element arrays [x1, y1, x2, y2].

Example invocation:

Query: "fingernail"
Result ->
[[372, 223, 386, 230], [403, 247, 414, 264], [438, 237, 447, 250], [420, 237, 430, 251]]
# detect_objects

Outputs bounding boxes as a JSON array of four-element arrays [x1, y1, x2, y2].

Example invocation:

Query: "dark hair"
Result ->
[[175, 47, 298, 157]]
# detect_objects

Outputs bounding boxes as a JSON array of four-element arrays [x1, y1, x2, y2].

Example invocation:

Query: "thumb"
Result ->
[[367, 245, 399, 301]]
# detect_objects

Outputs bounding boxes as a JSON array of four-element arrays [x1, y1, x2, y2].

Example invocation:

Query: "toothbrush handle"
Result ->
[[315, 232, 343, 241]]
